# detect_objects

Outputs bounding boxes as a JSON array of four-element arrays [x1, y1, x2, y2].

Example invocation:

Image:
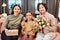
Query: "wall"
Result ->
[[0, 0, 2, 13], [28, 0, 35, 13], [58, 1, 60, 20], [21, 0, 28, 14], [47, 0, 56, 16]]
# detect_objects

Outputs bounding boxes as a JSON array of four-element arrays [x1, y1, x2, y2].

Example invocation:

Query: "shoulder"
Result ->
[[21, 21, 26, 25], [19, 14, 23, 17], [21, 14, 23, 16], [7, 15, 13, 19], [47, 12, 55, 18], [7, 15, 13, 18]]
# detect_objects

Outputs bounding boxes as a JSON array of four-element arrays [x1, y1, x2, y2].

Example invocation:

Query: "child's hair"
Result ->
[[25, 11, 34, 22], [25, 11, 32, 17]]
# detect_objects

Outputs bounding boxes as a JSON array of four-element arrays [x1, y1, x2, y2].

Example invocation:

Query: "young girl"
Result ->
[[19, 11, 38, 40]]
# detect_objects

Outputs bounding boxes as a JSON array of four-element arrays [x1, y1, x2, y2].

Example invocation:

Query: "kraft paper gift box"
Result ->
[[5, 29, 18, 36]]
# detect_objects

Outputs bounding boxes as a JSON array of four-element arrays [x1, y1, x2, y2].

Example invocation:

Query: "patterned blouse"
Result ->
[[21, 21, 38, 36]]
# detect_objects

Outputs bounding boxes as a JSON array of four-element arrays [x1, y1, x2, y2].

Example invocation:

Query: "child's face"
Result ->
[[26, 12, 32, 20]]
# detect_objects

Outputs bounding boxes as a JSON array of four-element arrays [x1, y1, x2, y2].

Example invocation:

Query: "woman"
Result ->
[[0, 13, 7, 34], [35, 3, 57, 40], [1, 4, 23, 40], [19, 11, 38, 40]]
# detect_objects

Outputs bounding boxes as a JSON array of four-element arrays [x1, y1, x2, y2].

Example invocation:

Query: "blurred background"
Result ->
[[0, 0, 60, 20]]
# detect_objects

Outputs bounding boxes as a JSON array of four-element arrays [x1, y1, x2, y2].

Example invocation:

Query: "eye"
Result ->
[[18, 9, 20, 10], [14, 8, 17, 10], [42, 7, 43, 8]]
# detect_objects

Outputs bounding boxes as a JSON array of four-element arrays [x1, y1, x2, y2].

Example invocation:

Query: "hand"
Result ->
[[5, 29, 8, 30], [48, 27, 56, 32], [33, 18, 37, 21], [5, 29, 8, 33], [39, 25, 42, 29], [41, 15, 48, 21], [44, 26, 49, 30], [23, 17, 26, 21]]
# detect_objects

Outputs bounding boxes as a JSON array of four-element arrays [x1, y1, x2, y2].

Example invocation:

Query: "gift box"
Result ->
[[5, 29, 18, 36]]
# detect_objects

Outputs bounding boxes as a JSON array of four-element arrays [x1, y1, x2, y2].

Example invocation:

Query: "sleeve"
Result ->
[[50, 16, 56, 26], [19, 14, 23, 23], [4, 17, 9, 29], [32, 21, 40, 33], [49, 15, 57, 32], [21, 21, 26, 34]]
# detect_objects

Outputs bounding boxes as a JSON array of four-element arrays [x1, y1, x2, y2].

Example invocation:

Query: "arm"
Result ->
[[49, 16, 57, 32], [4, 17, 9, 29], [21, 21, 26, 35], [32, 21, 40, 33]]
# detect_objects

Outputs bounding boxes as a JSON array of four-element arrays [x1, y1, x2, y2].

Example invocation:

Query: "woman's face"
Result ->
[[13, 6, 20, 15], [39, 4, 46, 14], [26, 12, 32, 20]]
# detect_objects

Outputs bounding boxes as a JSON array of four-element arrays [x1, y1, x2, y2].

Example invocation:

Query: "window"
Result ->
[[58, 8, 60, 19], [58, 1, 60, 20], [35, 0, 42, 9], [8, 0, 22, 9], [35, 0, 42, 14]]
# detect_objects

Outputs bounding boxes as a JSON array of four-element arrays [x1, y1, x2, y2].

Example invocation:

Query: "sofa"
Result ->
[[54, 24, 60, 40]]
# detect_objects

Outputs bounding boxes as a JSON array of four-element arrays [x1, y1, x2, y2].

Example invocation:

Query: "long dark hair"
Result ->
[[11, 4, 21, 15], [25, 11, 34, 22]]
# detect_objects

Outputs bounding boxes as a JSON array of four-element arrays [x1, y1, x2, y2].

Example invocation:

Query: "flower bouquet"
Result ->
[[36, 15, 49, 33]]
